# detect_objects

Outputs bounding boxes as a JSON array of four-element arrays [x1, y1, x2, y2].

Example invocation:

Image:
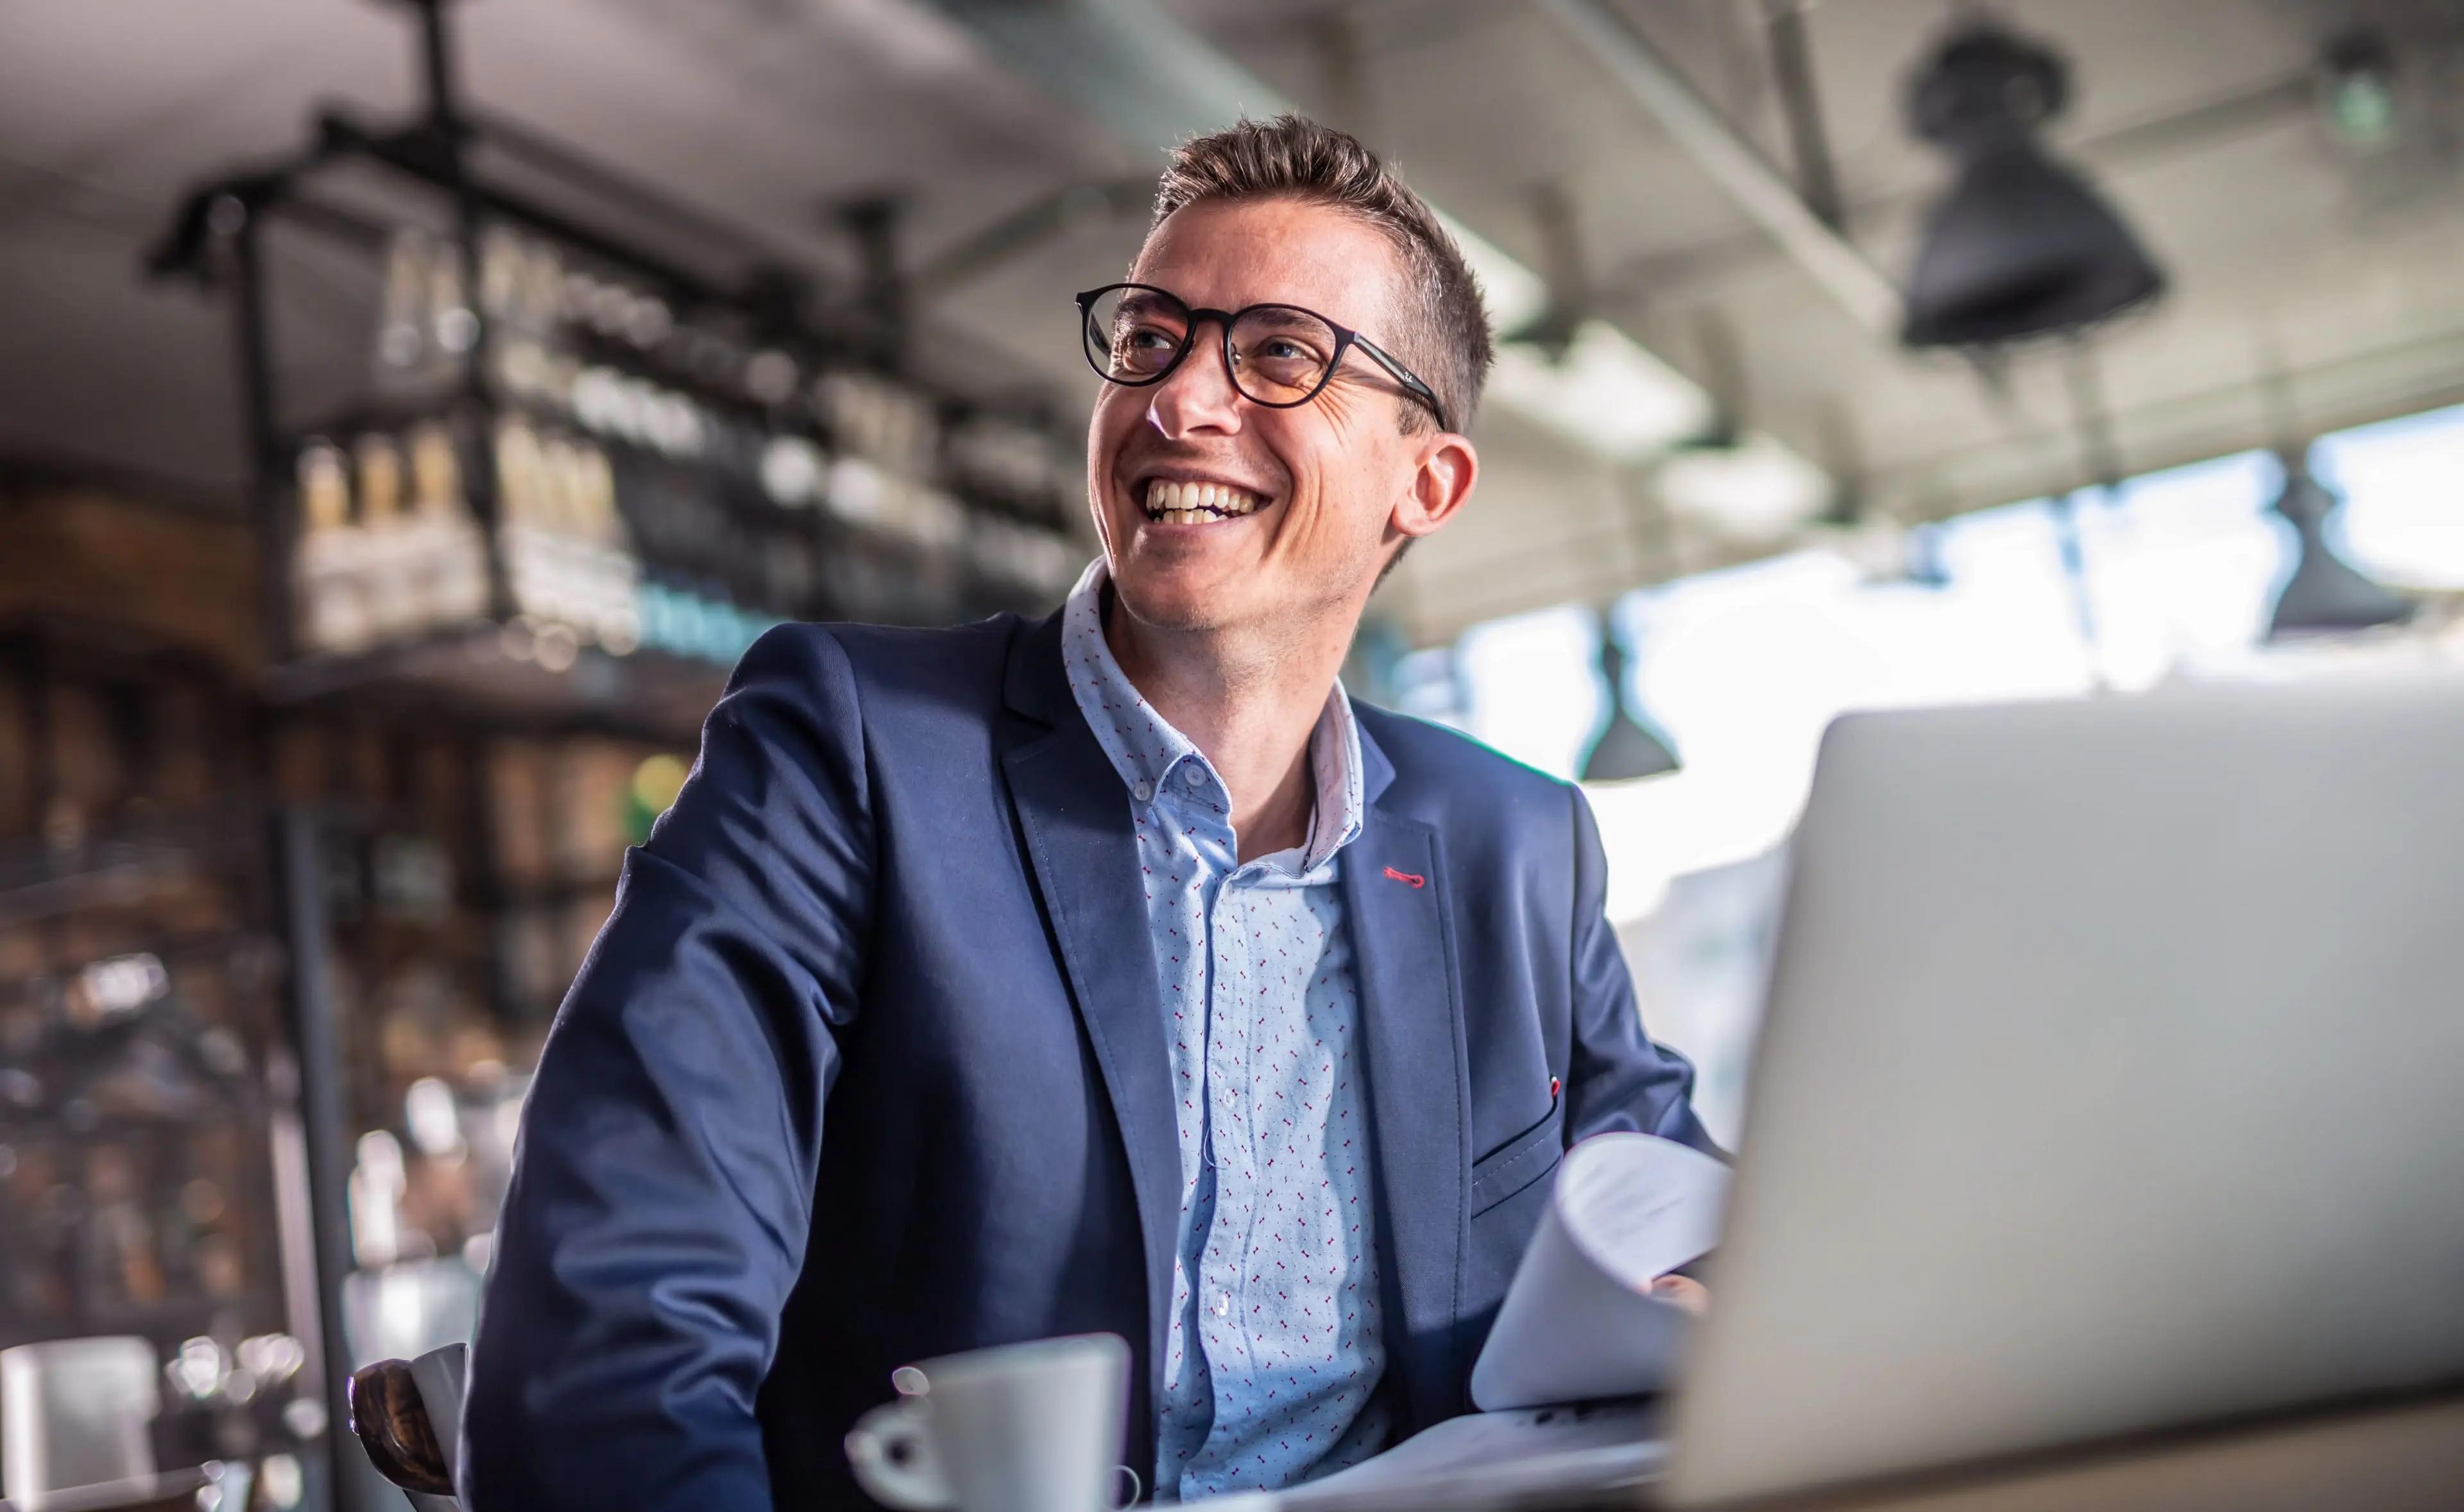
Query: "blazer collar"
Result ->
[[1003, 605, 1074, 728], [998, 608, 1177, 1465], [1342, 803, 1470, 1433]]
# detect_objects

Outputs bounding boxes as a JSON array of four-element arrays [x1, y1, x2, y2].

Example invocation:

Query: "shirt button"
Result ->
[[1213, 1292, 1231, 1318], [1183, 766, 1207, 788], [1131, 779, 1154, 802]]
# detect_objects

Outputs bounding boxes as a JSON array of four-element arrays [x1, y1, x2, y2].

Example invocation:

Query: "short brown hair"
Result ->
[[1149, 114, 1493, 434]]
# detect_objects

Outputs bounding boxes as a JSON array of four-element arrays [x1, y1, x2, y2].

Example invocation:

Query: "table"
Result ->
[[1310, 1388, 2464, 1512]]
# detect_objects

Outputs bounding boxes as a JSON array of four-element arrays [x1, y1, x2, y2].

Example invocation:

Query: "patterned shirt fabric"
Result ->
[[1060, 560, 1388, 1500]]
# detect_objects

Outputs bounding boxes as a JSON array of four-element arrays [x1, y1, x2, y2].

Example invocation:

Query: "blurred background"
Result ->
[[1, 0, 2460, 1506]]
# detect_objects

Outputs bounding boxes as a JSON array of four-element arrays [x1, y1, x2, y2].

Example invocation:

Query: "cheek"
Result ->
[[1086, 391, 1140, 481], [1279, 420, 1404, 543]]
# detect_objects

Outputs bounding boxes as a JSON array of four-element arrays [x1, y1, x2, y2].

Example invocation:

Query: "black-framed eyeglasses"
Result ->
[[1075, 282, 1451, 434]]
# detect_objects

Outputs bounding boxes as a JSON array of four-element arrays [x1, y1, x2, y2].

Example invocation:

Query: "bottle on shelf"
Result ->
[[355, 433, 422, 640], [636, 576, 776, 667], [372, 225, 475, 397], [479, 226, 524, 334], [428, 243, 478, 369], [561, 436, 641, 653], [373, 228, 432, 393], [407, 420, 489, 628], [488, 228, 579, 414], [294, 439, 372, 655], [495, 418, 641, 657], [816, 369, 939, 483]]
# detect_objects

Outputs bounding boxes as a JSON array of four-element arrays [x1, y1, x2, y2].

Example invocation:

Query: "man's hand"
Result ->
[[1649, 1275, 1709, 1315]]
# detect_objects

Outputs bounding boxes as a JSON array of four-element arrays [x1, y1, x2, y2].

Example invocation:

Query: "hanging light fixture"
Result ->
[[1900, 21, 2166, 348], [2318, 29, 2399, 154], [2268, 449, 2412, 638], [1581, 618, 1679, 782]]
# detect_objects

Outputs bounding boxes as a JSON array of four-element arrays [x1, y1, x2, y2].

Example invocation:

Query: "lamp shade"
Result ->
[[1581, 631, 1679, 782], [1901, 25, 2164, 348], [2269, 454, 2412, 637]]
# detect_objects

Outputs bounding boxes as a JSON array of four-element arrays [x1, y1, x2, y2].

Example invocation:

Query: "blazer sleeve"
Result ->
[[463, 626, 877, 1512], [1561, 782, 1723, 1158]]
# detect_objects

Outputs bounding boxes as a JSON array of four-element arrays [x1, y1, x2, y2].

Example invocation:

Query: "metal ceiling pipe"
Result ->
[[1763, 0, 1845, 230], [1535, 0, 1903, 336], [923, 0, 1286, 158]]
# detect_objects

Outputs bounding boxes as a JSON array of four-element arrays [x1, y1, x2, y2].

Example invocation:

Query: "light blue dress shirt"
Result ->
[[1061, 562, 1389, 1499]]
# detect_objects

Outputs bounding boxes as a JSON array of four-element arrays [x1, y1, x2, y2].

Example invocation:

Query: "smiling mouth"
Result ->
[[1143, 478, 1267, 525]]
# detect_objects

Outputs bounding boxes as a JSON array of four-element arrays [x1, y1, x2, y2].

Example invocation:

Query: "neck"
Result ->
[[1104, 590, 1355, 863]]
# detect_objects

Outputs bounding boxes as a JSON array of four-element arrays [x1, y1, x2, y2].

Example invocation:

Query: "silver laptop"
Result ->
[[1666, 676, 2464, 1504]]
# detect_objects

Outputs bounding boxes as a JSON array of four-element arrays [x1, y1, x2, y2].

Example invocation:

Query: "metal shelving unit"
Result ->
[[147, 0, 1086, 750]]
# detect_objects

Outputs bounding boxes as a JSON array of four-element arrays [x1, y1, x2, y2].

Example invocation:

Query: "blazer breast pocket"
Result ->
[[1468, 1105, 1565, 1218]]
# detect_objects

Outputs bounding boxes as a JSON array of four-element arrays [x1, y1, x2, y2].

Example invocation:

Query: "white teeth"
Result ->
[[1143, 479, 1263, 521]]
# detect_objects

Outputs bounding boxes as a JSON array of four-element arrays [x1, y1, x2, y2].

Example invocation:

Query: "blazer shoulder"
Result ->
[[777, 614, 1023, 671], [733, 615, 1025, 703]]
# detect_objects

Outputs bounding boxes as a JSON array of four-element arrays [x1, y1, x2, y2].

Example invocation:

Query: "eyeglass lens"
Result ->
[[1082, 286, 1342, 409]]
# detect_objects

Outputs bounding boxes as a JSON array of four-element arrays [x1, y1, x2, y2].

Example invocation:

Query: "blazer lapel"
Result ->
[[1342, 724, 1472, 1432], [999, 614, 1182, 1407]]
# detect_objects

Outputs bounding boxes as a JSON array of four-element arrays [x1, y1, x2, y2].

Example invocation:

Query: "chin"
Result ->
[[1109, 558, 1251, 635]]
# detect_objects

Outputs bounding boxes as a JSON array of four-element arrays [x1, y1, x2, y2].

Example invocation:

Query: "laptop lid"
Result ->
[[1666, 679, 2464, 1505]]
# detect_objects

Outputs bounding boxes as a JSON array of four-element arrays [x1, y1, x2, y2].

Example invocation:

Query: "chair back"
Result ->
[[348, 1343, 468, 1508]]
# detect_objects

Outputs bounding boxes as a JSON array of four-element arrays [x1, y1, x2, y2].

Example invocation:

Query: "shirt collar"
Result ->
[[1061, 558, 1365, 872]]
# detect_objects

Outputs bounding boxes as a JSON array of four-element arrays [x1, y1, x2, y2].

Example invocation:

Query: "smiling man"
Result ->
[[464, 116, 1716, 1511]]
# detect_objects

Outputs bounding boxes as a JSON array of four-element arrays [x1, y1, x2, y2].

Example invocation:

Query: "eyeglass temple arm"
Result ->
[[1351, 337, 1450, 432]]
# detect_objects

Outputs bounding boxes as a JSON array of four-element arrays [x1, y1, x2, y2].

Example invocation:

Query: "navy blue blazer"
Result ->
[[463, 607, 1715, 1511]]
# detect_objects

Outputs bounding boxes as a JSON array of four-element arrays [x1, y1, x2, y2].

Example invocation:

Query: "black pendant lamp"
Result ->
[[1901, 22, 2166, 348], [1582, 624, 1679, 782], [2268, 449, 2412, 638]]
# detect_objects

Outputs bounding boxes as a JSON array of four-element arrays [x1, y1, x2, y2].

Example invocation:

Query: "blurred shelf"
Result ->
[[263, 626, 728, 744], [0, 842, 221, 932]]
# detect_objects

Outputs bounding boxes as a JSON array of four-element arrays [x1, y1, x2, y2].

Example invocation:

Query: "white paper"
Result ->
[[1467, 1132, 1729, 1411], [1288, 1401, 1666, 1504]]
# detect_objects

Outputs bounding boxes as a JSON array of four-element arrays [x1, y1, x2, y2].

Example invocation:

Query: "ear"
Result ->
[[1392, 429, 1478, 541]]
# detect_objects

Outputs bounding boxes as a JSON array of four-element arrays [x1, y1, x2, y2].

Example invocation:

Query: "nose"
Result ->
[[1146, 317, 1245, 440]]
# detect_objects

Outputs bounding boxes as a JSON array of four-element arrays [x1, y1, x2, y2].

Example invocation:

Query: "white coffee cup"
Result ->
[[844, 1334, 1134, 1512]]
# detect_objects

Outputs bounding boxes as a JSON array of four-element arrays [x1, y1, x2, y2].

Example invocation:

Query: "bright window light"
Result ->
[[2075, 450, 2286, 689], [1457, 603, 1604, 778], [1656, 433, 1834, 542], [1487, 322, 1715, 461], [2311, 401, 2464, 589]]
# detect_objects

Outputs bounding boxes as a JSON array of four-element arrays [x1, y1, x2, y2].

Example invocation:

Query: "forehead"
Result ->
[[1129, 196, 1408, 336]]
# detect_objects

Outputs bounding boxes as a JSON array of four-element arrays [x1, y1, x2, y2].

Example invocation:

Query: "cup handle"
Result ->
[[845, 1399, 953, 1510], [1112, 1464, 1143, 1509]]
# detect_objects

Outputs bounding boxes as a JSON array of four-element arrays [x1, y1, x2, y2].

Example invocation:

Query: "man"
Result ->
[[465, 115, 1715, 1510]]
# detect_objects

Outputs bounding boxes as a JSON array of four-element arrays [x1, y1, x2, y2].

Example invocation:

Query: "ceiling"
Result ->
[[4, 0, 2461, 645]]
